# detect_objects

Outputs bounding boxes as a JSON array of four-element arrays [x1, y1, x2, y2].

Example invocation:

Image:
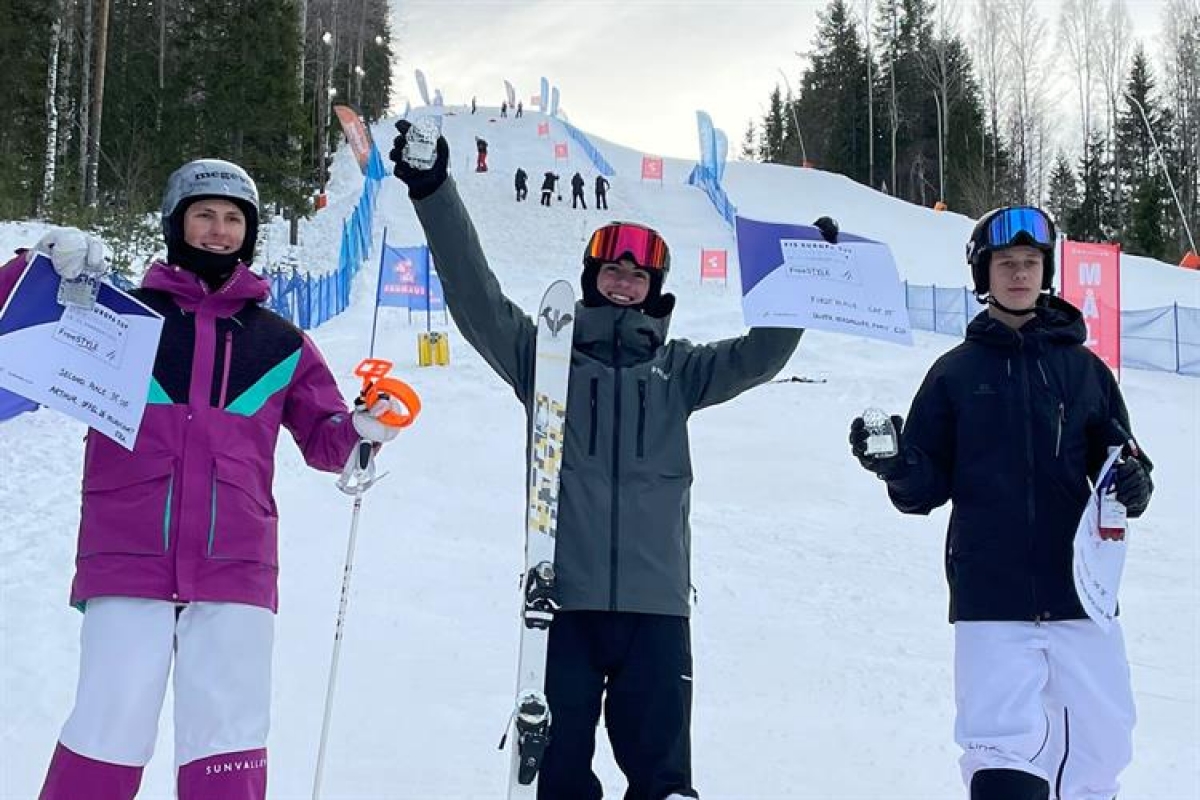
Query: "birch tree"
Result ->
[[38, 0, 66, 217]]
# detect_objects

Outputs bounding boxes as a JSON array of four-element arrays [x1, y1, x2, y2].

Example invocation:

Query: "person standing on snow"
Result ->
[[501, 101, 508, 118], [848, 205, 1154, 800], [594, 174, 610, 210], [514, 167, 529, 202], [389, 121, 804, 800], [539, 171, 559, 206], [475, 137, 489, 172], [570, 172, 587, 209], [0, 159, 408, 800], [516, 101, 523, 118], [471, 96, 477, 114]]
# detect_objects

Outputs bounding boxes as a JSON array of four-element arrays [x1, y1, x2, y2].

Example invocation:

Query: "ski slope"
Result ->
[[1, 106, 1197, 799]]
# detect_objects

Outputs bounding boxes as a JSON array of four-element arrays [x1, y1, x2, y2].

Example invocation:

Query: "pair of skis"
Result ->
[[500, 281, 576, 798]]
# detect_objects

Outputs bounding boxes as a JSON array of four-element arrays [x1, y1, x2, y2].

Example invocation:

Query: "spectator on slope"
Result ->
[[848, 205, 1154, 800], [594, 174, 610, 210], [471, 96, 477, 114], [475, 137, 489, 172], [0, 159, 409, 800], [515, 167, 529, 202], [390, 120, 804, 800], [501, 100, 508, 118], [516, 101, 523, 118], [540, 171, 560, 206], [570, 171, 587, 209]]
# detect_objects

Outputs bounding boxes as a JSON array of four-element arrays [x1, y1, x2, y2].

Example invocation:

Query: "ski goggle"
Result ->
[[983, 207, 1054, 250], [585, 223, 670, 271]]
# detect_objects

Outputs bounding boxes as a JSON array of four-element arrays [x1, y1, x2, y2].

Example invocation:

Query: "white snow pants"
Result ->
[[954, 620, 1136, 800], [59, 597, 274, 768]]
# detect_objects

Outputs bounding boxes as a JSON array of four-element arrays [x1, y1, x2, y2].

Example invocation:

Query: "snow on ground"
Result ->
[[1, 107, 1197, 799]]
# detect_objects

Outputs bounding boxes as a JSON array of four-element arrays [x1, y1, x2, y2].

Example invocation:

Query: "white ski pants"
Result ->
[[954, 620, 1136, 800], [59, 597, 274, 768]]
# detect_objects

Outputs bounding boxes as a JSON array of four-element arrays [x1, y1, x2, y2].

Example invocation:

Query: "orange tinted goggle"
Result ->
[[585, 223, 670, 271]]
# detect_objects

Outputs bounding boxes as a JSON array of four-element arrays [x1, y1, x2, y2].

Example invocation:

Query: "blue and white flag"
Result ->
[[376, 244, 444, 312], [550, 87, 560, 117], [539, 77, 549, 111], [415, 69, 431, 106]]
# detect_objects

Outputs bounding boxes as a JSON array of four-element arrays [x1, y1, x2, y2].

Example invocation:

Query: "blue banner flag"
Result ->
[[376, 244, 444, 311], [539, 77, 549, 111]]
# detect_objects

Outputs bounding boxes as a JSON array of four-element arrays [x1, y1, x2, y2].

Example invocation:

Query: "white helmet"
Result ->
[[161, 159, 260, 264]]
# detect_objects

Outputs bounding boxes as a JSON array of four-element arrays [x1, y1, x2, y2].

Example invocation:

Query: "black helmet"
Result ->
[[161, 158, 260, 265], [966, 206, 1056, 297]]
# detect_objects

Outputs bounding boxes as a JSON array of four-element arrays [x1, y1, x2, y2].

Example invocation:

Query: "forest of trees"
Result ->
[[746, 0, 1200, 263], [0, 0, 393, 252]]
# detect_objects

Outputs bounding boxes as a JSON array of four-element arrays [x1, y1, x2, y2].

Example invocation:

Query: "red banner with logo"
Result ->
[[553, 142, 568, 159], [1060, 240, 1121, 376], [641, 156, 663, 181], [700, 249, 728, 283], [537, 121, 549, 137], [333, 105, 373, 174]]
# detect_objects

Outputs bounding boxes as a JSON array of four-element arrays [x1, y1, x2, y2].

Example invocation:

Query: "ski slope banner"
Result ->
[[0, 254, 163, 449], [736, 216, 912, 345]]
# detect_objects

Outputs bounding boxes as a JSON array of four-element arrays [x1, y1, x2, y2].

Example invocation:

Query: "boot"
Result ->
[[39, 742, 144, 800], [970, 768, 1050, 800], [177, 748, 267, 800]]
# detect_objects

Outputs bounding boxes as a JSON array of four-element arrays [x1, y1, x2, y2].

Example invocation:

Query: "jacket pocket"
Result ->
[[79, 456, 176, 557], [206, 456, 279, 566]]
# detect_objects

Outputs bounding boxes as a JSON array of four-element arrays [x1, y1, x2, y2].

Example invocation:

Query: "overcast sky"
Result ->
[[388, 0, 1173, 160]]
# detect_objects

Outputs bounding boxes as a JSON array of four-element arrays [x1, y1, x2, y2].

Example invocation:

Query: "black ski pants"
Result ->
[[541, 190, 553, 206], [572, 190, 587, 209], [595, 191, 608, 210], [538, 611, 698, 800]]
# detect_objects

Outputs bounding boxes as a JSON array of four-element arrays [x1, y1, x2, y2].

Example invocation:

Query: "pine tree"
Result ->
[[760, 86, 789, 163], [1069, 135, 1109, 241], [1114, 46, 1174, 257], [1047, 152, 1080, 237], [797, 0, 870, 181]]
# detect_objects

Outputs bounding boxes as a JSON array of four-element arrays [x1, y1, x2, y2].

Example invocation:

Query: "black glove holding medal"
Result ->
[[389, 119, 451, 200]]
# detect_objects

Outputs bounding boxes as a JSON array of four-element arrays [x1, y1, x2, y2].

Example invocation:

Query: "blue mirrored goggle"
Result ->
[[985, 207, 1054, 249]]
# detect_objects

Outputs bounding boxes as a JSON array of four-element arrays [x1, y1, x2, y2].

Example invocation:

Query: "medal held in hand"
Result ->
[[403, 117, 440, 170], [861, 407, 899, 458]]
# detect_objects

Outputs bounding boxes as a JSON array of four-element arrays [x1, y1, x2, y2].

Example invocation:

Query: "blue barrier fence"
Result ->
[[557, 118, 615, 177], [687, 165, 737, 229], [904, 282, 1200, 377], [264, 145, 389, 330]]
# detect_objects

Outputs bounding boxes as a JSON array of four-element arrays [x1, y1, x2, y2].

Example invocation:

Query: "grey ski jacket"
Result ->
[[413, 177, 802, 617]]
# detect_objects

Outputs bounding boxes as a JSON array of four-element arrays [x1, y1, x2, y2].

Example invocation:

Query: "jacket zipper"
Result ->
[[1017, 346, 1040, 617], [1055, 402, 1065, 458], [636, 380, 647, 458], [218, 330, 233, 409], [609, 325, 623, 611], [588, 378, 598, 456]]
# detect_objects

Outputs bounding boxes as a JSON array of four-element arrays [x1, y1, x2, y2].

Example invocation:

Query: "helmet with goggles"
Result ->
[[966, 206, 1057, 298]]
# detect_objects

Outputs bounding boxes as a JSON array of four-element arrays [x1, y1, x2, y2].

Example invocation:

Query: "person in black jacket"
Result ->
[[594, 175, 610, 210], [475, 137, 488, 172], [514, 167, 528, 202], [389, 120, 804, 800], [540, 172, 559, 206], [570, 172, 587, 209], [849, 206, 1154, 800]]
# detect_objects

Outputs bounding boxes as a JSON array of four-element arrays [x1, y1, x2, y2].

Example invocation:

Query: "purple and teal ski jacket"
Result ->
[[0, 254, 359, 612]]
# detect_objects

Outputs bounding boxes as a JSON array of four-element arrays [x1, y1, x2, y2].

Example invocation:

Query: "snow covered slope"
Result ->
[[1, 107, 1196, 799]]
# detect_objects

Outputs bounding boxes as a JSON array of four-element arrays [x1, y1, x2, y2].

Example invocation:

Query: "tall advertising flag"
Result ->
[[1060, 240, 1122, 376], [414, 69, 431, 106], [696, 111, 718, 176], [550, 87, 560, 118], [504, 80, 517, 108], [539, 77, 550, 113], [333, 105, 373, 174], [714, 129, 729, 182]]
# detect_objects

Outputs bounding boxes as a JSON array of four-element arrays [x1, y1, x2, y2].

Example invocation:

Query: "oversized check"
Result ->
[[736, 216, 912, 345], [0, 254, 163, 449]]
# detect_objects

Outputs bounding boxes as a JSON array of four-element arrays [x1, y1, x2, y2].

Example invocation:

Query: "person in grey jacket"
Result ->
[[389, 120, 802, 800]]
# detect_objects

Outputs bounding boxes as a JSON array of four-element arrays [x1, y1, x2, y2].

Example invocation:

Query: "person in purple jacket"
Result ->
[[0, 159, 405, 800]]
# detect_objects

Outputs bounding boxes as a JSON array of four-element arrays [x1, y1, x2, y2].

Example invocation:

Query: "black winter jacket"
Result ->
[[886, 296, 1147, 622]]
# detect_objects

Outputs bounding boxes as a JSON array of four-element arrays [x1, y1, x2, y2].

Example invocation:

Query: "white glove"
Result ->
[[35, 227, 108, 280], [352, 394, 404, 444]]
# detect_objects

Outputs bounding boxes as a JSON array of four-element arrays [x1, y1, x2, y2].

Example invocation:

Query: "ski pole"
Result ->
[[312, 440, 376, 800]]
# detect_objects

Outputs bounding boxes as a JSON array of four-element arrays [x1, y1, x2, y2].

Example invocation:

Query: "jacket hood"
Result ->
[[142, 260, 271, 315], [573, 300, 672, 364], [965, 294, 1087, 350]]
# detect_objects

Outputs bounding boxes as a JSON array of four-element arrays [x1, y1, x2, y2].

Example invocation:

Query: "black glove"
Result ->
[[389, 120, 450, 200], [849, 415, 906, 480], [814, 216, 839, 244], [1114, 453, 1153, 518]]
